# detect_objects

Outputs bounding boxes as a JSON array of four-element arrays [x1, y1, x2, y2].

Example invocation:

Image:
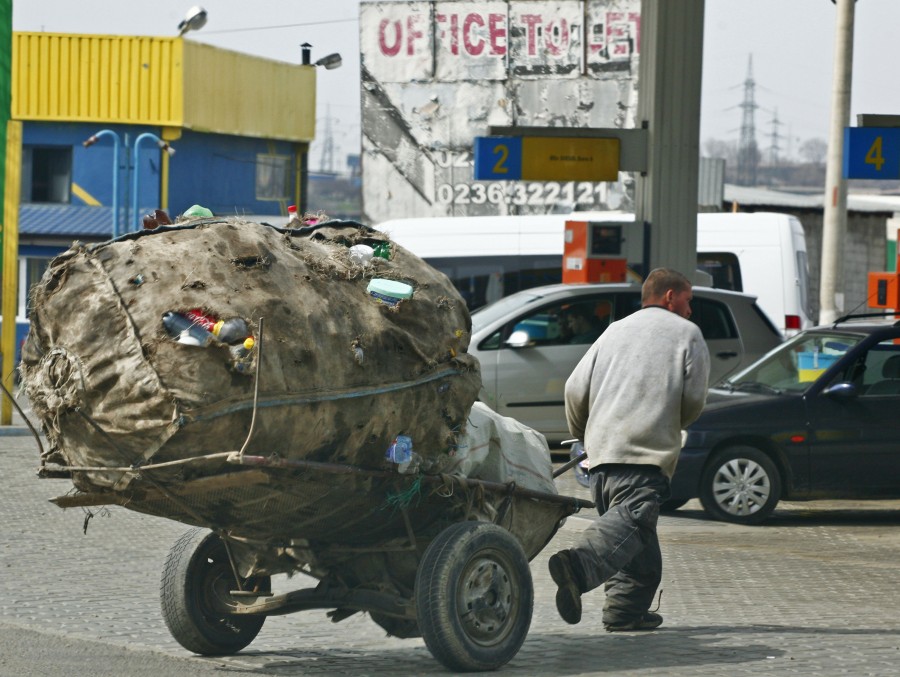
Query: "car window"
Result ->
[[479, 293, 633, 351], [690, 297, 738, 340], [839, 339, 900, 397], [697, 252, 743, 291], [728, 331, 863, 392]]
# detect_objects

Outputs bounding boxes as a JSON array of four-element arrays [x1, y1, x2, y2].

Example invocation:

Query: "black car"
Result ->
[[656, 313, 900, 524]]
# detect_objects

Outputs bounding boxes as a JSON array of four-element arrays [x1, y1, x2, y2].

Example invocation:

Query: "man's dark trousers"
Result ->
[[568, 464, 669, 624]]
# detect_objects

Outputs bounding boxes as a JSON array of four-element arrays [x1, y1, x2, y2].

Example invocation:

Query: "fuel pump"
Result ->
[[562, 220, 628, 284], [867, 228, 900, 310]]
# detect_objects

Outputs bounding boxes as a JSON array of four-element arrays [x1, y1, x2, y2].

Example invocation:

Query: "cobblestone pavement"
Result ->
[[3, 431, 900, 676]]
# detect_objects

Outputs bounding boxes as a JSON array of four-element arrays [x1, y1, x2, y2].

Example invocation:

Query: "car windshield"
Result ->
[[470, 291, 546, 333], [721, 331, 863, 394]]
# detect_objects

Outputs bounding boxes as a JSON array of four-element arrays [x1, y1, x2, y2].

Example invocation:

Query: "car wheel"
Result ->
[[699, 446, 781, 525]]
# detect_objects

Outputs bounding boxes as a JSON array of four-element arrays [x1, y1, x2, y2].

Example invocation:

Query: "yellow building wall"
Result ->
[[13, 32, 184, 126], [12, 32, 316, 142], [181, 41, 315, 142]]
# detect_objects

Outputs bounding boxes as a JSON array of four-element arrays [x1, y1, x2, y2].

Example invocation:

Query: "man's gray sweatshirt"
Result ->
[[564, 306, 710, 479]]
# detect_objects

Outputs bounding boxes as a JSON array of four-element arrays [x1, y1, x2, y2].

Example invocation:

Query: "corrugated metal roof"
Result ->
[[19, 204, 119, 239], [725, 184, 900, 213]]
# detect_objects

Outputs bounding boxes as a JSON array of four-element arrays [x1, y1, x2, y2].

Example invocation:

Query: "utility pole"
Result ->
[[819, 0, 855, 324]]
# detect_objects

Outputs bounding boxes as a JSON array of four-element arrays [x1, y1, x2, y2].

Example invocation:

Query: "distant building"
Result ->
[[10, 31, 319, 351]]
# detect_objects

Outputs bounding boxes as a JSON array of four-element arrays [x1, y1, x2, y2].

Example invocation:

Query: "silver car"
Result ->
[[469, 283, 783, 444]]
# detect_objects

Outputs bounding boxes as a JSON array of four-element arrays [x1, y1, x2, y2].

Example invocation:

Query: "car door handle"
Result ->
[[716, 351, 739, 358]]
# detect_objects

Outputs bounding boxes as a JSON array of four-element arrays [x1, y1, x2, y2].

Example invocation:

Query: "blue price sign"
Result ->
[[474, 137, 523, 180], [844, 127, 900, 180]]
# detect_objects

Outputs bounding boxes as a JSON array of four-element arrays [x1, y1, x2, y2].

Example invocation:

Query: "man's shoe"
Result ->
[[548, 551, 582, 624], [603, 611, 663, 632]]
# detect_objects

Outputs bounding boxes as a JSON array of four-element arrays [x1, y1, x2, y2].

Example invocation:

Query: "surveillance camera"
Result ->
[[178, 6, 208, 36]]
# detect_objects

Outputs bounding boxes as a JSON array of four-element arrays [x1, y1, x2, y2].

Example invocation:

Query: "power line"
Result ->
[[203, 17, 357, 35]]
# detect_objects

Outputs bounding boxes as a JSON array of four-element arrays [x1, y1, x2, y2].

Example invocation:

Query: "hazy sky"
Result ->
[[12, 0, 900, 169]]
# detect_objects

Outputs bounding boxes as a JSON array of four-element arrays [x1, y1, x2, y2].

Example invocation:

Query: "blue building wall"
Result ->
[[166, 131, 296, 218], [23, 121, 297, 230], [9, 122, 303, 365]]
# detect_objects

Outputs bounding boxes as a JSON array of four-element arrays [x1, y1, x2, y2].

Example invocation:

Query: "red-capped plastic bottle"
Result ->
[[162, 311, 215, 346], [185, 308, 217, 332]]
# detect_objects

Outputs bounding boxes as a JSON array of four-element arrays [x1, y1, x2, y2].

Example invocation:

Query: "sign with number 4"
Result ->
[[844, 127, 900, 180]]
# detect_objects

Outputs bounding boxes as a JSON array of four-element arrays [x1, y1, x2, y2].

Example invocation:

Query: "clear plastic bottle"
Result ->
[[385, 435, 420, 473], [213, 318, 251, 344], [162, 311, 214, 346]]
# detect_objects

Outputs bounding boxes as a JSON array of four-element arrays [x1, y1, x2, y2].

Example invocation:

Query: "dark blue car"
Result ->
[[571, 314, 900, 524]]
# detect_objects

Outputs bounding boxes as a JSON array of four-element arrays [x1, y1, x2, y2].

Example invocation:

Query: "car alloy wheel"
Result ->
[[700, 446, 781, 525]]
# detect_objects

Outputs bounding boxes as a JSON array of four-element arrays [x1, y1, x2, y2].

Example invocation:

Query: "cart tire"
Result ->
[[369, 612, 421, 639], [415, 521, 533, 672], [160, 528, 270, 655]]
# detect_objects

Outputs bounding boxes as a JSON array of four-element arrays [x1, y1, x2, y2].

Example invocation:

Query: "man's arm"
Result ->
[[565, 344, 598, 440], [681, 329, 711, 427]]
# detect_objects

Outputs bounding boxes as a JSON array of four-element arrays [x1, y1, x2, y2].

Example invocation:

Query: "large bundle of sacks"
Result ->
[[20, 217, 483, 494]]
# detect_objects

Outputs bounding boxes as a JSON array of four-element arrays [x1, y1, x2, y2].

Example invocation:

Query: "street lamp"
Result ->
[[298, 45, 343, 215], [82, 130, 121, 238], [178, 6, 208, 36], [300, 43, 342, 70], [314, 53, 342, 70], [132, 133, 176, 231]]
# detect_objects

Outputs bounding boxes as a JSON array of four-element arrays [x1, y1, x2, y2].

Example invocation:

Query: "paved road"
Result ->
[[2, 430, 900, 676]]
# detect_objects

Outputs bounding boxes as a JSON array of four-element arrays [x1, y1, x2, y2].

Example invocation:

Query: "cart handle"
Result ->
[[552, 451, 587, 479]]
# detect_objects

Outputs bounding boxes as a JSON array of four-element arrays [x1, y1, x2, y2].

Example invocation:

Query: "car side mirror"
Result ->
[[504, 330, 533, 349], [822, 382, 857, 398]]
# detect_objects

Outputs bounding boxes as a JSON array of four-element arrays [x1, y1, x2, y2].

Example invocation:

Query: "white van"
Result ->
[[696, 212, 813, 335], [375, 211, 811, 335], [374, 211, 639, 308]]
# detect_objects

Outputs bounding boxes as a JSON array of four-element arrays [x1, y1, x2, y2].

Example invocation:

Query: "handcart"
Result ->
[[18, 219, 593, 671], [25, 364, 594, 674]]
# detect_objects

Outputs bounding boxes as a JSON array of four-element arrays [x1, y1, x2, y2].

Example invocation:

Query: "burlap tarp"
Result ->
[[21, 218, 483, 492]]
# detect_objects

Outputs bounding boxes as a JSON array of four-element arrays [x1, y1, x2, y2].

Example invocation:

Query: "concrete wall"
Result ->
[[733, 205, 889, 322]]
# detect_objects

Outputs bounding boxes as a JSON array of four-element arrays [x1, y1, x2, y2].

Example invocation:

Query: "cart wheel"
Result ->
[[415, 521, 533, 672], [160, 528, 270, 655]]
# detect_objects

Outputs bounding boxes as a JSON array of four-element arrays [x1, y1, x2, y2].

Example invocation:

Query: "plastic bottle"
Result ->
[[212, 318, 251, 344], [185, 308, 216, 332], [229, 336, 256, 359], [373, 242, 391, 259], [183, 204, 213, 218], [385, 435, 413, 465], [286, 205, 299, 227], [349, 244, 374, 265], [142, 213, 159, 230], [386, 435, 421, 472], [162, 311, 214, 346]]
